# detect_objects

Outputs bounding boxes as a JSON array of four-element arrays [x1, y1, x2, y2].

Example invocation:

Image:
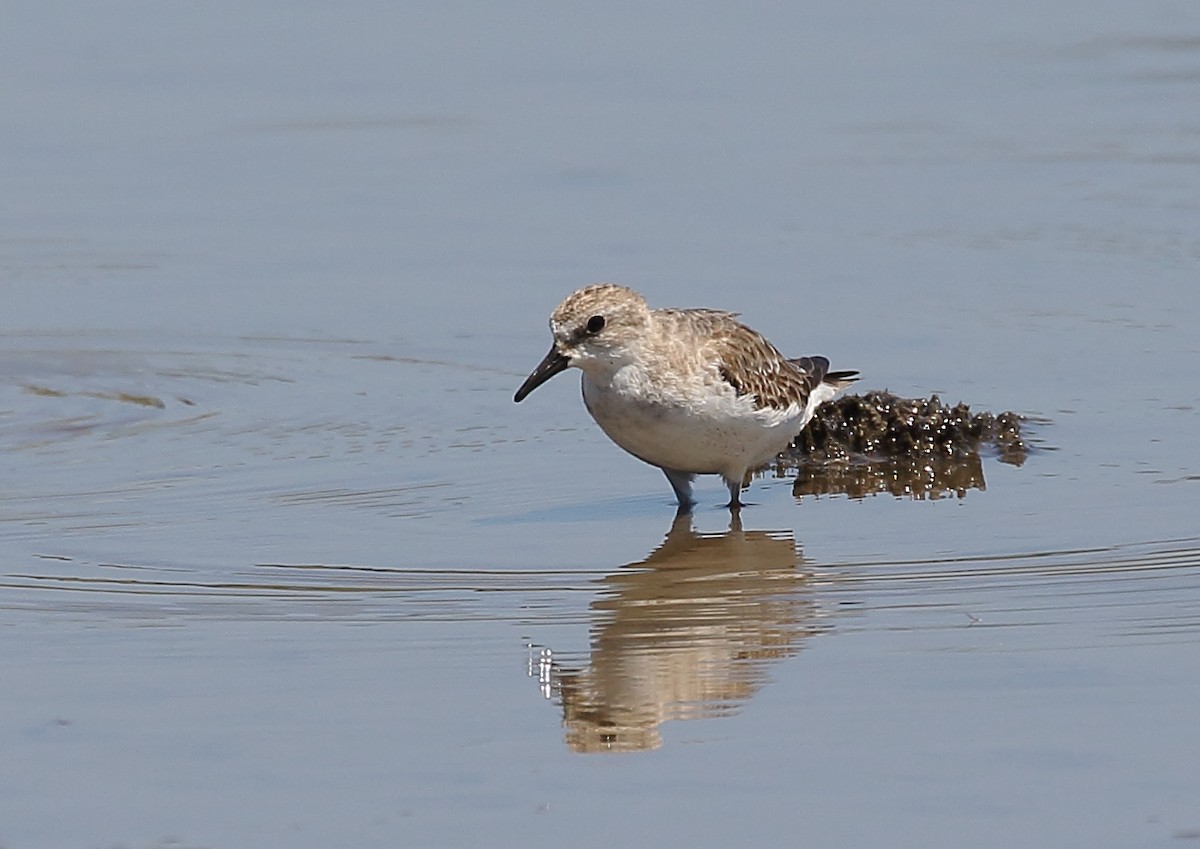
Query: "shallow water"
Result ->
[[3, 2, 1200, 847]]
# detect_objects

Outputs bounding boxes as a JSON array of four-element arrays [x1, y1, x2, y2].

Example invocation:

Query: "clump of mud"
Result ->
[[779, 391, 1029, 500]]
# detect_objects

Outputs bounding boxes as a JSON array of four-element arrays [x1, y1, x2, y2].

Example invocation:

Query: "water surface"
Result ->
[[2, 2, 1199, 848]]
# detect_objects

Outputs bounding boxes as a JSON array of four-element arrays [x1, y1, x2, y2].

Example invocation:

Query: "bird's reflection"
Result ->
[[534, 512, 820, 753]]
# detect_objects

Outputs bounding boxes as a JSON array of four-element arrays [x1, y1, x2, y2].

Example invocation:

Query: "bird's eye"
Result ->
[[586, 315, 606, 334]]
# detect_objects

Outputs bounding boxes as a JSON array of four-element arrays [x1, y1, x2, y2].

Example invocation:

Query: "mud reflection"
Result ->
[[792, 451, 987, 500], [535, 514, 821, 753]]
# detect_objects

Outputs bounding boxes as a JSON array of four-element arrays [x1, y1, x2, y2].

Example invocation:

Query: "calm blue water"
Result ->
[[2, 2, 1199, 847]]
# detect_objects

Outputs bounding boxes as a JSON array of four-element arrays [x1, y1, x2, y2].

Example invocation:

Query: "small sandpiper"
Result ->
[[514, 284, 858, 510]]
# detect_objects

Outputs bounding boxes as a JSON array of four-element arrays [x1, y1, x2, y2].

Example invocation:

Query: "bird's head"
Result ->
[[514, 284, 651, 402]]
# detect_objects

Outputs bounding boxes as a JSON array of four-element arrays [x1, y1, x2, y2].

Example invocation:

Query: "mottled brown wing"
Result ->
[[656, 307, 847, 411], [707, 322, 825, 412]]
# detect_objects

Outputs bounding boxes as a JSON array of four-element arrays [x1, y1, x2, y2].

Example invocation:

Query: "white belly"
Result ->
[[581, 373, 805, 480]]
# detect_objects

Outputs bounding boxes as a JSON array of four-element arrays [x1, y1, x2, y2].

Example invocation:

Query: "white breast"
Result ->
[[580, 371, 806, 480]]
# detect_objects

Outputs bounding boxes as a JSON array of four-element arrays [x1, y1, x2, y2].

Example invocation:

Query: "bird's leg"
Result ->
[[662, 468, 697, 511], [723, 472, 750, 511]]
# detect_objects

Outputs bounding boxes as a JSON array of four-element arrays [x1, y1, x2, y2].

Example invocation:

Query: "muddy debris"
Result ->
[[779, 391, 1030, 501]]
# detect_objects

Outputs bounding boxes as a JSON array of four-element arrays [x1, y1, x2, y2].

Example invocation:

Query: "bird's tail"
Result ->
[[789, 356, 859, 391], [822, 369, 859, 391]]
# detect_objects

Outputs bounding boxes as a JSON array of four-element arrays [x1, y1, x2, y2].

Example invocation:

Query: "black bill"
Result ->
[[513, 345, 570, 402]]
